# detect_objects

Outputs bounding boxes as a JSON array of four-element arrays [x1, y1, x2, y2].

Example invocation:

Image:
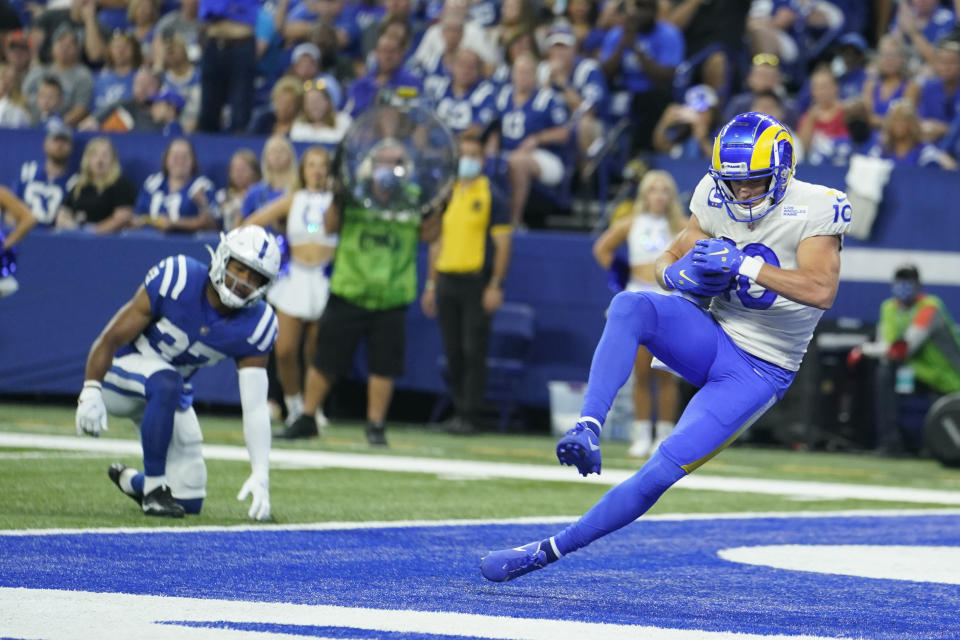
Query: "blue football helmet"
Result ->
[[708, 112, 796, 224]]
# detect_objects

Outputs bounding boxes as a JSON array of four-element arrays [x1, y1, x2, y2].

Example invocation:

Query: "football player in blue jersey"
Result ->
[[480, 112, 851, 581], [16, 124, 76, 227], [132, 137, 218, 233], [75, 226, 282, 519]]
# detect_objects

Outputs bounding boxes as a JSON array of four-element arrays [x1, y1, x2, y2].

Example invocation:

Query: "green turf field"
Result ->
[[2, 401, 958, 530]]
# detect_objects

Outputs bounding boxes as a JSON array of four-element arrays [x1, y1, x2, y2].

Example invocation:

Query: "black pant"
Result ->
[[199, 36, 256, 133], [436, 272, 491, 424]]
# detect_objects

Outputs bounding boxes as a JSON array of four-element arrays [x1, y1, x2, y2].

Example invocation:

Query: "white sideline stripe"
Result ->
[[3, 509, 960, 538], [3, 432, 960, 506], [0, 587, 838, 640], [841, 248, 960, 285]]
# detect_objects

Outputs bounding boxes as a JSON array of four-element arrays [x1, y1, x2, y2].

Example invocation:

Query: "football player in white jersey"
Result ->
[[75, 226, 281, 519], [481, 112, 852, 581]]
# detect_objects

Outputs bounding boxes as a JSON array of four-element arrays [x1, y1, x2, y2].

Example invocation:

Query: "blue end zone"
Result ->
[[2, 514, 959, 639]]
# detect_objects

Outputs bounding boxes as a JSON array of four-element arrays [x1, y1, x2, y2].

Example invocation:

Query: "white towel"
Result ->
[[845, 153, 894, 240]]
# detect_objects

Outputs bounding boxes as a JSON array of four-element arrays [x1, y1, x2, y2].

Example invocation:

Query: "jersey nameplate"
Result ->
[[781, 205, 808, 219]]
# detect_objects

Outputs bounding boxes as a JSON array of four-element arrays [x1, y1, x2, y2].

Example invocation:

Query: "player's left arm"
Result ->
[[236, 354, 272, 521], [754, 234, 842, 310], [0, 185, 37, 249]]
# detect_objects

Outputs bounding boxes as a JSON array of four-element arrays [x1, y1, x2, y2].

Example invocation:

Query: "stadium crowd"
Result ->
[[0, 0, 958, 232]]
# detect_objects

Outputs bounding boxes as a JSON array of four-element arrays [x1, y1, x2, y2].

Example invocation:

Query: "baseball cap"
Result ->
[[837, 32, 868, 53], [148, 88, 185, 112], [545, 23, 576, 48], [45, 119, 73, 141], [291, 42, 321, 64]]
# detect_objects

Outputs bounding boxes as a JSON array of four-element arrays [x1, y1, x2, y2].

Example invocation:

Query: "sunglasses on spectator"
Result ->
[[752, 53, 780, 67], [303, 79, 328, 93]]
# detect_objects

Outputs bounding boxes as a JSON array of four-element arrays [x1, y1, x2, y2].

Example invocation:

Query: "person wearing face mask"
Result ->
[[420, 131, 512, 434], [848, 265, 960, 455]]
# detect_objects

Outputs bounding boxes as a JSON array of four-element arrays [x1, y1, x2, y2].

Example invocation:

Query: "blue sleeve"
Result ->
[[583, 67, 609, 110], [134, 184, 150, 214], [654, 22, 685, 67], [143, 255, 189, 309], [600, 27, 623, 63], [241, 302, 279, 357], [255, 7, 275, 41], [918, 81, 944, 121]]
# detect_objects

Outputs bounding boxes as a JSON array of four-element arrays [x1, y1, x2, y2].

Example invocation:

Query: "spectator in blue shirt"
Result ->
[[132, 137, 219, 232], [795, 32, 870, 113], [198, 0, 258, 132], [600, 0, 684, 151], [288, 42, 343, 109], [917, 37, 960, 143], [430, 47, 497, 135], [870, 98, 957, 169], [284, 0, 361, 60], [862, 34, 919, 129], [92, 32, 139, 112], [15, 123, 77, 228], [890, 0, 957, 68], [540, 22, 609, 160], [345, 32, 422, 117], [490, 52, 571, 226]]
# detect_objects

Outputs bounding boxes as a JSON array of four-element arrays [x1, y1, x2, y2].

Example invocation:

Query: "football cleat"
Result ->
[[107, 462, 143, 506], [141, 485, 185, 518], [480, 541, 550, 582], [556, 422, 602, 476], [276, 414, 318, 439], [365, 422, 388, 447]]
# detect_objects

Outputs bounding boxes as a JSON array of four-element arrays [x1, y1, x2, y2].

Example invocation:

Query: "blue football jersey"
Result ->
[[16, 161, 76, 226], [116, 255, 278, 385], [494, 86, 569, 152], [432, 78, 496, 134], [135, 173, 215, 221]]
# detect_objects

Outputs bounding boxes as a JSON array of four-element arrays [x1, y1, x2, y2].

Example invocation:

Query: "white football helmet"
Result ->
[[208, 226, 281, 309]]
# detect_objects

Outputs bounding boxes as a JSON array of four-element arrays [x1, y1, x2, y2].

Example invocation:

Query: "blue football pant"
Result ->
[[554, 291, 794, 556]]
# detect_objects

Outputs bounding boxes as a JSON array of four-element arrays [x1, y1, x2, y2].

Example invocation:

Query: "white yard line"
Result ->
[[2, 431, 960, 505], [0, 587, 840, 640]]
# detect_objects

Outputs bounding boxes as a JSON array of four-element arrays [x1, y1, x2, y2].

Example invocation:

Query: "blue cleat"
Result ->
[[480, 541, 550, 582], [556, 422, 602, 476]]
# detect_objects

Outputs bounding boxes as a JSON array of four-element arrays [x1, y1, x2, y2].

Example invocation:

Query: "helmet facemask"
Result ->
[[708, 112, 795, 226], [207, 227, 281, 309]]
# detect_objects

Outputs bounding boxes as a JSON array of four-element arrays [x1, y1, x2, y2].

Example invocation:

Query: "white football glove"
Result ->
[[76, 382, 108, 437], [237, 472, 270, 521]]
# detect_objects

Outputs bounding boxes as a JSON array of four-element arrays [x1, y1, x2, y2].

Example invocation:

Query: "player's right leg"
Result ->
[[102, 354, 186, 517]]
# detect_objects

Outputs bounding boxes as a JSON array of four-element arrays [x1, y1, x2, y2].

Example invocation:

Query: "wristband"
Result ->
[[739, 255, 763, 281], [82, 380, 102, 390]]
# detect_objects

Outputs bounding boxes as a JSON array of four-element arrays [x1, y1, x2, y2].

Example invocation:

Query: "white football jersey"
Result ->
[[690, 174, 851, 371]]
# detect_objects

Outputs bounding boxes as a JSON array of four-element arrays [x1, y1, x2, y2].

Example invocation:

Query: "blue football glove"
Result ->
[[692, 238, 747, 275], [556, 422, 602, 476], [663, 249, 732, 297]]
